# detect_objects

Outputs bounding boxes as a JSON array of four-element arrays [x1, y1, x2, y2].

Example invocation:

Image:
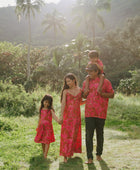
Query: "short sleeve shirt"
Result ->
[[82, 77, 114, 119]]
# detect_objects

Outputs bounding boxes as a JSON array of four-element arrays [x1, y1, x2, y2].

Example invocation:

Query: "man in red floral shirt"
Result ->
[[82, 63, 114, 164]]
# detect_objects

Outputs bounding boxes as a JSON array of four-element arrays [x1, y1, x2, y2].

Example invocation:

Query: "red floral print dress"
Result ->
[[60, 90, 82, 157], [34, 109, 55, 144]]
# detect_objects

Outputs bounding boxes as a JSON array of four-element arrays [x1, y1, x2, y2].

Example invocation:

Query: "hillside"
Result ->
[[0, 0, 140, 46]]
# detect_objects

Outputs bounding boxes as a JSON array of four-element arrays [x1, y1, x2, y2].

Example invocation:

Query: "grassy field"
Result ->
[[0, 93, 140, 169], [0, 116, 140, 170]]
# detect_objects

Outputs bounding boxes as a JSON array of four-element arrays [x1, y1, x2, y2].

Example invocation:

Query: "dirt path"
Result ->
[[49, 128, 140, 170]]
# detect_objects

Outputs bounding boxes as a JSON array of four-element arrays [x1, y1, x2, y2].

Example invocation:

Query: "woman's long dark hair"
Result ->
[[39, 95, 54, 116], [60, 73, 78, 102]]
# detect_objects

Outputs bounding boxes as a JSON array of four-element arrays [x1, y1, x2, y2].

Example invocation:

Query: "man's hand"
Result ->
[[82, 90, 89, 98]]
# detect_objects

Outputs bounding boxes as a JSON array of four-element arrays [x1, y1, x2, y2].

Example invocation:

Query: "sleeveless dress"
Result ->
[[60, 90, 82, 157], [34, 109, 55, 144]]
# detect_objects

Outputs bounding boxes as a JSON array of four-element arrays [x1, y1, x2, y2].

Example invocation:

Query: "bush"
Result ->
[[117, 78, 137, 95], [0, 119, 13, 131], [117, 69, 140, 95], [0, 81, 37, 116]]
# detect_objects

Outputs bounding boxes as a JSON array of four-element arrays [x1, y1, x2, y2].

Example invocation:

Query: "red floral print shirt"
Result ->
[[82, 77, 114, 119]]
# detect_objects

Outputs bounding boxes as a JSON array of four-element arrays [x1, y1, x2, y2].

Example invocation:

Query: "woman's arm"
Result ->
[[51, 109, 60, 123], [60, 90, 67, 123]]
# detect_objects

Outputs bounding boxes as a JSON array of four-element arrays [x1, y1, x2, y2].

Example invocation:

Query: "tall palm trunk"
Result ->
[[27, 12, 31, 80], [92, 13, 96, 48], [92, 25, 95, 48], [78, 53, 81, 80], [54, 26, 57, 46]]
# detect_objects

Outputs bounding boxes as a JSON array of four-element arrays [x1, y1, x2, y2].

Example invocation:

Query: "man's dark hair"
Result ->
[[88, 50, 99, 58], [86, 64, 100, 74]]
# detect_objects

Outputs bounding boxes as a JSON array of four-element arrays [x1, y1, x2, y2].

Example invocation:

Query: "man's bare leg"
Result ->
[[85, 158, 93, 164], [96, 155, 102, 161]]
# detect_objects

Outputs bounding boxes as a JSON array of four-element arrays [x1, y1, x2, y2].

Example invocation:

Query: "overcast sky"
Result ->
[[0, 0, 60, 7]]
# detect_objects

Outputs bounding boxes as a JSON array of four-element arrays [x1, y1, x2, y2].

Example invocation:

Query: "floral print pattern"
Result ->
[[60, 91, 82, 157], [83, 77, 114, 119], [34, 109, 55, 144]]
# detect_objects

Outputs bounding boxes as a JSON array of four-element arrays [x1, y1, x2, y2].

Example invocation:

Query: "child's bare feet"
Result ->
[[64, 156, 67, 163], [96, 155, 102, 161]]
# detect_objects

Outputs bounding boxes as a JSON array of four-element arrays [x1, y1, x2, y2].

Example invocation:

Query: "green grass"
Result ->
[[0, 115, 140, 170], [105, 93, 140, 138], [0, 93, 140, 169]]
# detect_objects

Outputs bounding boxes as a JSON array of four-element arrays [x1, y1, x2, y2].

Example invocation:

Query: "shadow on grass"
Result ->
[[59, 156, 84, 170], [87, 163, 97, 170], [99, 159, 110, 170], [29, 155, 51, 170]]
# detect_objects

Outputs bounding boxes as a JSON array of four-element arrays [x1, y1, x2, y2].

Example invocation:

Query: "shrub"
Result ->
[[117, 69, 140, 95], [0, 119, 13, 131], [0, 81, 37, 116], [117, 78, 137, 95]]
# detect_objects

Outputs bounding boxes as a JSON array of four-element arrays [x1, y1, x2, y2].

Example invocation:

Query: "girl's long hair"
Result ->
[[39, 95, 54, 116], [60, 73, 78, 102]]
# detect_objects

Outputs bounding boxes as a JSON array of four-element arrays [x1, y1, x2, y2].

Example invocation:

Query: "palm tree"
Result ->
[[73, 0, 111, 46], [15, 0, 44, 80], [42, 9, 66, 45], [71, 33, 89, 80]]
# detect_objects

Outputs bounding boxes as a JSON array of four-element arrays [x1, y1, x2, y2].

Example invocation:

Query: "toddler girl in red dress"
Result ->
[[84, 50, 105, 97], [34, 94, 61, 158]]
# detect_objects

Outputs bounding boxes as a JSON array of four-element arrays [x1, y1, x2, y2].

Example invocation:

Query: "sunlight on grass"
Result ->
[[0, 93, 140, 169], [0, 114, 140, 169]]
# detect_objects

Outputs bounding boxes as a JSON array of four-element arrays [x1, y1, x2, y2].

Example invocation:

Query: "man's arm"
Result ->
[[99, 91, 114, 98], [82, 81, 89, 98]]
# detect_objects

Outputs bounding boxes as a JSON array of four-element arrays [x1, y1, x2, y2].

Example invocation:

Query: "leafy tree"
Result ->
[[66, 33, 89, 80], [0, 42, 27, 83], [15, 0, 45, 80], [32, 46, 71, 91], [42, 9, 66, 45], [96, 16, 140, 87]]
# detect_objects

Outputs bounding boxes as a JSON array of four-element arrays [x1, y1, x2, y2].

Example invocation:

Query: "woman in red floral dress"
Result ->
[[34, 95, 60, 158], [60, 73, 85, 163]]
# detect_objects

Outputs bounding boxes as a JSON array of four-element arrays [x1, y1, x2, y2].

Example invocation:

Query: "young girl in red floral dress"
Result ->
[[60, 73, 85, 163], [34, 95, 60, 158]]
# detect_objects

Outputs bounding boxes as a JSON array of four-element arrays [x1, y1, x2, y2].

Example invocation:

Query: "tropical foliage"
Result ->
[[0, 15, 140, 93], [0, 81, 36, 116], [117, 69, 140, 95], [42, 9, 66, 45], [15, 0, 45, 80], [73, 0, 111, 45]]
